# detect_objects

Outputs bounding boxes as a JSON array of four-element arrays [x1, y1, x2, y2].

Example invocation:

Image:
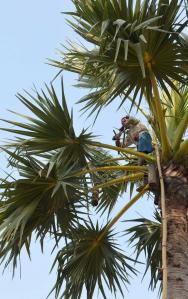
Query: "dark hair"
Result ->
[[121, 115, 129, 121]]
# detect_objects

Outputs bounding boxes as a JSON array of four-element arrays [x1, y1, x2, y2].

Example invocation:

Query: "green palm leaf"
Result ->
[[0, 150, 86, 270], [51, 0, 187, 115], [125, 210, 161, 291], [163, 83, 188, 147], [1, 80, 97, 169], [49, 220, 137, 299]]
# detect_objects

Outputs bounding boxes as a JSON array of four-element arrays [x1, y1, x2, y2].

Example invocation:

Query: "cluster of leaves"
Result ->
[[0, 75, 155, 299], [0, 80, 96, 270], [51, 0, 188, 116], [0, 150, 85, 271], [125, 210, 161, 291], [0, 81, 141, 289], [1, 80, 96, 162], [50, 221, 137, 299], [163, 83, 188, 159]]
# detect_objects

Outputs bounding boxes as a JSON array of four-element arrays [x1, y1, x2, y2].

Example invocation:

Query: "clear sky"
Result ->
[[0, 1, 159, 298]]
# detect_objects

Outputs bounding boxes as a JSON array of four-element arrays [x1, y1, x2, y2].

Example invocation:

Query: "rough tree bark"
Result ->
[[163, 164, 188, 299]]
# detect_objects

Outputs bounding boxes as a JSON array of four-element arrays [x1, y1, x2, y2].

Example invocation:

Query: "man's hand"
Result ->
[[112, 131, 121, 148], [112, 132, 121, 141], [115, 139, 121, 147]]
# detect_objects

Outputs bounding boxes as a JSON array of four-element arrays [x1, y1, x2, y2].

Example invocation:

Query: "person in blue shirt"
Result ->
[[113, 115, 153, 165]]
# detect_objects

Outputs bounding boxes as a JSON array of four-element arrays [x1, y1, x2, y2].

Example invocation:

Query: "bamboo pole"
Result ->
[[155, 143, 167, 299]]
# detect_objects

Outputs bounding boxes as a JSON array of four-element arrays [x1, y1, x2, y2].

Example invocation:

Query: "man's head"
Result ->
[[121, 115, 130, 128], [121, 116, 139, 128]]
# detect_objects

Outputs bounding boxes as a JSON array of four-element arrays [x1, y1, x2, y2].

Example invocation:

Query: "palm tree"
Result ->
[[1, 0, 188, 298], [49, 0, 188, 297]]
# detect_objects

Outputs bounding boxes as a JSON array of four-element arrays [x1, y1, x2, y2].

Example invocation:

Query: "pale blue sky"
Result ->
[[0, 1, 158, 298]]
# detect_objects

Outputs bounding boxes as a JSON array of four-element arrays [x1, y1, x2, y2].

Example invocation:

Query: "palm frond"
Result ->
[[0, 80, 97, 169], [163, 83, 188, 151], [125, 210, 161, 291], [0, 150, 86, 271], [49, 220, 137, 299], [51, 0, 187, 118]]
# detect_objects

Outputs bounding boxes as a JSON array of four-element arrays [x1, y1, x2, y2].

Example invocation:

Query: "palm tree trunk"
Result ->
[[164, 176, 188, 299]]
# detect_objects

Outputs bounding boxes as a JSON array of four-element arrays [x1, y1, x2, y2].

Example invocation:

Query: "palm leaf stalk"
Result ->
[[92, 142, 155, 162], [147, 61, 172, 161], [101, 156, 137, 164], [155, 141, 167, 299], [172, 110, 188, 152], [162, 82, 188, 159], [164, 83, 188, 141], [96, 184, 149, 244], [90, 172, 144, 190], [75, 165, 148, 176]]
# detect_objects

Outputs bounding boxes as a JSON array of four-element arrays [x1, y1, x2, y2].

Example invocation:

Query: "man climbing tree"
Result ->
[[113, 116, 153, 164]]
